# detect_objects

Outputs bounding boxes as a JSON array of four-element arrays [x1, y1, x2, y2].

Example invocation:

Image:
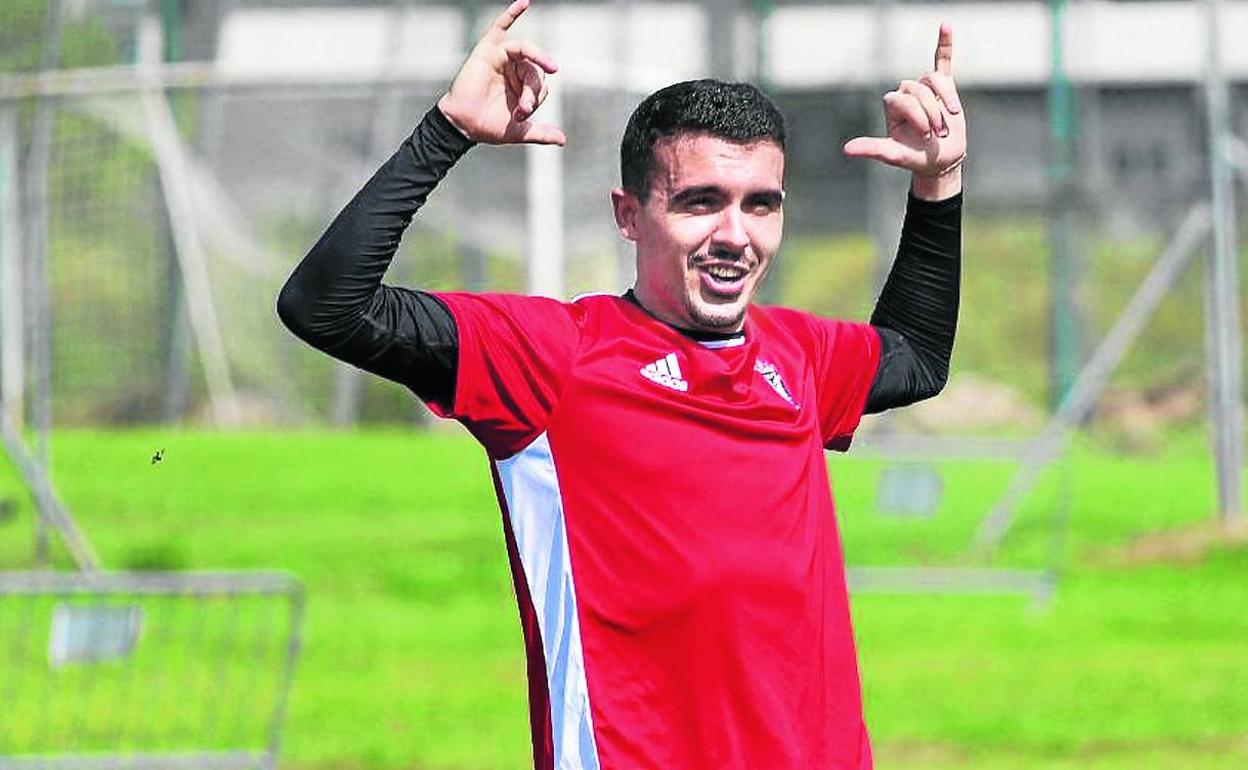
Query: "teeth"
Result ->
[[707, 265, 745, 280]]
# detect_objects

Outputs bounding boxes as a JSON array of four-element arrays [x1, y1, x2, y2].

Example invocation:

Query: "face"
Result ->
[[612, 133, 785, 333]]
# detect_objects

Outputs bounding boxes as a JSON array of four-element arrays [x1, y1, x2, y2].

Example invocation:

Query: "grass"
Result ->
[[1, 427, 1246, 768]]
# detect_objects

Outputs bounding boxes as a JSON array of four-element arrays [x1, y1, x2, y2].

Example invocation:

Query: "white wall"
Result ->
[[216, 2, 1248, 88]]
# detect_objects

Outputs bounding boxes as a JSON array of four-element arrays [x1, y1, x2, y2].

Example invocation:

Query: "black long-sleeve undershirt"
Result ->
[[277, 106, 470, 407], [865, 192, 960, 413], [277, 106, 961, 416]]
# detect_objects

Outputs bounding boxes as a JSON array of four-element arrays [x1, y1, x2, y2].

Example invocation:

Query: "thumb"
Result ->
[[843, 136, 899, 163], [518, 121, 567, 146]]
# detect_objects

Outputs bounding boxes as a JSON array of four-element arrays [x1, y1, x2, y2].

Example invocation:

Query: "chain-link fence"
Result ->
[[2, 0, 1245, 432], [1, 0, 1246, 587]]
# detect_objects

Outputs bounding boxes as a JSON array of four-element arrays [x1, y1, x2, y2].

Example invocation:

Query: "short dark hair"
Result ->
[[620, 79, 787, 201]]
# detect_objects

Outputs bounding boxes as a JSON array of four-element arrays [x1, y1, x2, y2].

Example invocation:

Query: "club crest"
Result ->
[[754, 359, 799, 409]]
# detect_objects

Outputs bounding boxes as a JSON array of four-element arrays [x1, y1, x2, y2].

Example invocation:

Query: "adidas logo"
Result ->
[[640, 353, 688, 392]]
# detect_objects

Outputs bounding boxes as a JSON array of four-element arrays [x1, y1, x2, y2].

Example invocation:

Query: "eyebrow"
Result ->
[[746, 190, 785, 207], [669, 185, 725, 205], [669, 185, 784, 207]]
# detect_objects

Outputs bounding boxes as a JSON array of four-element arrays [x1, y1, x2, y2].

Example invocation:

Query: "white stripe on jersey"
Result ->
[[495, 433, 601, 770]]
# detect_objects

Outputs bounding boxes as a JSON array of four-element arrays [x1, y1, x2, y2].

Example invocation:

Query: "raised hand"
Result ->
[[843, 24, 965, 197], [437, 0, 566, 146]]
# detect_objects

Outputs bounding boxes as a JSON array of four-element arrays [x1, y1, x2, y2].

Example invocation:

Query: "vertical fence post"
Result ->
[[1201, 0, 1244, 526], [0, 102, 23, 430], [27, 0, 65, 566], [868, 0, 905, 299], [330, 0, 414, 427], [612, 0, 635, 292], [527, 83, 563, 299], [1048, 0, 1083, 412]]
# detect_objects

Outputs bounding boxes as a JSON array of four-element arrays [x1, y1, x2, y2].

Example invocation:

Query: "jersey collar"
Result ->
[[621, 289, 748, 347]]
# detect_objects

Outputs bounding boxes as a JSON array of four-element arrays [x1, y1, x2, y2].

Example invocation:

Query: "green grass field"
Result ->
[[1, 427, 1246, 769]]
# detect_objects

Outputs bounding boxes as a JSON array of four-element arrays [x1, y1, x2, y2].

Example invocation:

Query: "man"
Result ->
[[278, 0, 964, 767]]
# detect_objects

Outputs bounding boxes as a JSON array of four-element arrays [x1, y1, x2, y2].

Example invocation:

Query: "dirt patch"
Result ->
[[871, 739, 971, 766], [1072, 731, 1248, 761], [1094, 519, 1248, 568], [893, 374, 1044, 432], [873, 733, 1248, 768], [1095, 382, 1204, 451]]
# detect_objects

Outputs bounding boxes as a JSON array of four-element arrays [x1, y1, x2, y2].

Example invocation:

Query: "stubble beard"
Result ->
[[685, 291, 748, 330], [684, 256, 774, 331]]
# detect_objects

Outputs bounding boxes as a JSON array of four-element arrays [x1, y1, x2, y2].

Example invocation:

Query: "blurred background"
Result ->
[[0, 1, 1246, 769]]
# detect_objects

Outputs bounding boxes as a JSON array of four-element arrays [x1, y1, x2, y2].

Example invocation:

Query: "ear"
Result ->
[[611, 188, 640, 242]]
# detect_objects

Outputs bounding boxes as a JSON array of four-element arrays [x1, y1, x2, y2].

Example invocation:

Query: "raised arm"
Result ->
[[842, 24, 965, 412], [276, 0, 563, 405]]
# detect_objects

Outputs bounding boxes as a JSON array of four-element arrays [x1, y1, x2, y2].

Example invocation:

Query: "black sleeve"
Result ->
[[864, 191, 962, 414], [276, 106, 471, 407]]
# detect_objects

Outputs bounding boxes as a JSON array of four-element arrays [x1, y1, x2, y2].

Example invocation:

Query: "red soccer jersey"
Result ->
[[430, 291, 880, 770]]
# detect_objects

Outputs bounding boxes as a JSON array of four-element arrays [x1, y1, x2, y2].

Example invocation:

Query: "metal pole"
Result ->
[[0, 410, 100, 572], [753, 0, 773, 92], [162, 0, 194, 422], [868, 0, 905, 297], [520, 7, 563, 300], [865, 0, 906, 441], [460, 0, 489, 294], [1201, 0, 1244, 526], [0, 104, 23, 430], [701, 0, 738, 80], [331, 0, 410, 426], [976, 205, 1212, 550], [1047, 0, 1082, 411], [527, 84, 563, 299], [26, 0, 65, 567], [752, 0, 783, 305], [139, 16, 239, 427], [613, 0, 635, 292]]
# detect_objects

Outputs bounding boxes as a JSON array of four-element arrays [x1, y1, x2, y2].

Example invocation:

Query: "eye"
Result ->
[[685, 195, 718, 212], [746, 197, 782, 215]]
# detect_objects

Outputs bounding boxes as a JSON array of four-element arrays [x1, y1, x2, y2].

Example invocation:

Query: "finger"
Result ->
[[504, 40, 559, 74], [503, 60, 523, 107], [843, 136, 911, 166], [511, 60, 546, 120], [883, 91, 934, 140], [898, 79, 946, 137], [920, 71, 962, 114], [491, 0, 531, 36], [933, 22, 953, 76], [517, 120, 567, 146]]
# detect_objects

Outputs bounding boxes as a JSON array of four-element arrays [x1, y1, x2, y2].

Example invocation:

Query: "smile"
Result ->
[[696, 261, 751, 298]]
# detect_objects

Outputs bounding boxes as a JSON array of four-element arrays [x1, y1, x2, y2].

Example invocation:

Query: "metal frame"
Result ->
[[845, 202, 1215, 600], [0, 571, 305, 770], [848, 567, 1056, 600], [0, 411, 100, 572], [0, 751, 267, 770], [1, 41, 309, 752], [974, 203, 1213, 550]]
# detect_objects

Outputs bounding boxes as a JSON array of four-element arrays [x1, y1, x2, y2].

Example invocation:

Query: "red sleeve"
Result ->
[[778, 311, 878, 454], [428, 292, 581, 458], [806, 317, 881, 452]]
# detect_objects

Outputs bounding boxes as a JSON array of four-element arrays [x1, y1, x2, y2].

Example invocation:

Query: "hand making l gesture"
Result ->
[[437, 0, 566, 146], [844, 24, 966, 200]]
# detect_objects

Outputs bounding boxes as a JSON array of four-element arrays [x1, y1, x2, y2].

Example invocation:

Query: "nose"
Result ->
[[710, 207, 749, 255]]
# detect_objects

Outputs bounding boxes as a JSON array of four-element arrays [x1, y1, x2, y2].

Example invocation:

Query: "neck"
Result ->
[[623, 289, 745, 341]]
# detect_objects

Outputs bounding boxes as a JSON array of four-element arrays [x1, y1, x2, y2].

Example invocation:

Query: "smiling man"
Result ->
[[277, 1, 964, 768], [613, 97, 787, 332]]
